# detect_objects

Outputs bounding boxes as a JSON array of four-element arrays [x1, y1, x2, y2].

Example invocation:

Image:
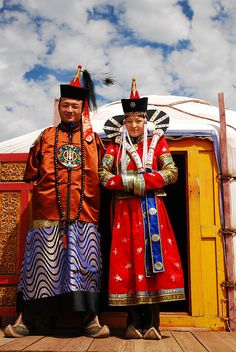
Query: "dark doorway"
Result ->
[[161, 152, 189, 312]]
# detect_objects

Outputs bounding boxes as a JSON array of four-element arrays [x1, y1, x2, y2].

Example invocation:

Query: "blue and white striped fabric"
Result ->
[[18, 221, 102, 301]]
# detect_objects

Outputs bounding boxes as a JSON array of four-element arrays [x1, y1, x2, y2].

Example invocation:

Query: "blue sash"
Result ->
[[141, 191, 165, 277]]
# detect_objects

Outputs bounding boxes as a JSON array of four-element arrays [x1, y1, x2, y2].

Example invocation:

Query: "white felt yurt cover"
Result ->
[[0, 94, 236, 274]]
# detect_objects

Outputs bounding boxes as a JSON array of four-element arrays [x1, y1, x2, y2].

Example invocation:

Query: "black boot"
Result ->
[[143, 304, 161, 340], [125, 306, 143, 339]]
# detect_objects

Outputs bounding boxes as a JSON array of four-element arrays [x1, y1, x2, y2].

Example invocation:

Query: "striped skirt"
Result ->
[[18, 221, 102, 314]]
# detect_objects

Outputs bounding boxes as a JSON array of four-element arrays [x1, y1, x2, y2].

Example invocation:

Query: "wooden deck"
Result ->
[[1, 329, 236, 352]]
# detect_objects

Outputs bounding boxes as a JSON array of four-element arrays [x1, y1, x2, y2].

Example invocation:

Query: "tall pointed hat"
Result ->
[[121, 77, 148, 114], [60, 65, 96, 142], [103, 76, 169, 140]]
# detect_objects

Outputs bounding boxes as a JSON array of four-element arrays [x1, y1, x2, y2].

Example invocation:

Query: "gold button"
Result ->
[[149, 208, 157, 215], [154, 262, 163, 270], [152, 234, 160, 242]]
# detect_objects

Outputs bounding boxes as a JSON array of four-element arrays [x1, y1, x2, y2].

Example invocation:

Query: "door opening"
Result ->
[[161, 152, 189, 312]]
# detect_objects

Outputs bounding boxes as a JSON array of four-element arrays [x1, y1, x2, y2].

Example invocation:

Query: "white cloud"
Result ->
[[0, 0, 235, 142], [45, 20, 116, 72], [118, 0, 190, 44], [168, 1, 236, 107]]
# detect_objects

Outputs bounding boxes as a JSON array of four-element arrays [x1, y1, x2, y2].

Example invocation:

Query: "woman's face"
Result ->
[[125, 114, 145, 138]]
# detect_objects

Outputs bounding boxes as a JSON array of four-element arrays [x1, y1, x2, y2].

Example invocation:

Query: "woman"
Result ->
[[99, 79, 185, 340]]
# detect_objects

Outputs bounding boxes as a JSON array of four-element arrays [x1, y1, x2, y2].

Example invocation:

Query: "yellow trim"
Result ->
[[167, 139, 227, 330], [160, 314, 226, 330], [30, 220, 60, 230]]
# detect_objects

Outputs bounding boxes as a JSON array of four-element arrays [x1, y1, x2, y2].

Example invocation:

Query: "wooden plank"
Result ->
[[113, 338, 161, 352], [0, 331, 236, 352], [23, 336, 73, 352], [218, 92, 236, 331], [151, 331, 183, 352], [0, 329, 16, 347], [199, 151, 215, 227], [172, 331, 207, 352], [88, 332, 182, 352], [200, 241, 218, 316], [208, 332, 236, 351], [212, 148, 228, 325], [0, 337, 16, 348], [59, 336, 93, 352], [193, 331, 235, 352], [168, 139, 214, 152], [0, 335, 43, 352], [109, 338, 142, 352], [188, 150, 204, 316], [88, 336, 117, 352]]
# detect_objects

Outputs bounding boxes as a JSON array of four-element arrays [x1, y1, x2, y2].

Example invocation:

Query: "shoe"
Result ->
[[82, 323, 110, 338], [143, 326, 162, 340], [124, 325, 142, 339], [4, 323, 29, 338]]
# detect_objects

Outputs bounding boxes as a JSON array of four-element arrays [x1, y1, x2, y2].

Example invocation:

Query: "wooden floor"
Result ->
[[1, 329, 236, 352]]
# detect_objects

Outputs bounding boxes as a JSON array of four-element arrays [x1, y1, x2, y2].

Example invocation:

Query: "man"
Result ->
[[4, 65, 110, 338]]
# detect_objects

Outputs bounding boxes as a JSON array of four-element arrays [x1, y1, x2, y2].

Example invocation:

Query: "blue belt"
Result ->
[[141, 191, 165, 277]]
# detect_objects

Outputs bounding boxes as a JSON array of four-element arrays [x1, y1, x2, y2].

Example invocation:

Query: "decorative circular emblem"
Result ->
[[86, 135, 93, 143], [154, 262, 163, 270], [57, 144, 81, 168], [130, 101, 136, 108], [149, 207, 157, 215], [152, 234, 160, 242]]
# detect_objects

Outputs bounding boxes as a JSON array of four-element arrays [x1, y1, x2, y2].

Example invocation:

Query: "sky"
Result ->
[[0, 0, 236, 142]]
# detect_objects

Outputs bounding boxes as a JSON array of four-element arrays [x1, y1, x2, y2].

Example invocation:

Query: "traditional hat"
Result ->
[[121, 77, 148, 114], [60, 65, 95, 105], [103, 77, 169, 140], [121, 97, 148, 114], [60, 65, 97, 142], [60, 84, 88, 101]]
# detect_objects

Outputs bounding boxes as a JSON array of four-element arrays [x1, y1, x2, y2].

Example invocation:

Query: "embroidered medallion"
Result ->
[[57, 144, 81, 168], [130, 101, 136, 108]]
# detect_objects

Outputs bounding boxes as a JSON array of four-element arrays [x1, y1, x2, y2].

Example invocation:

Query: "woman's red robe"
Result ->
[[99, 135, 185, 306]]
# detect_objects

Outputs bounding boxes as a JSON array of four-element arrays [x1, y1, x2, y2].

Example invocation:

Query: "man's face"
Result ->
[[59, 98, 83, 124]]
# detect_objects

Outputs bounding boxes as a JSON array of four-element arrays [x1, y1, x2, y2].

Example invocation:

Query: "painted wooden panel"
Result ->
[[0, 183, 31, 316]]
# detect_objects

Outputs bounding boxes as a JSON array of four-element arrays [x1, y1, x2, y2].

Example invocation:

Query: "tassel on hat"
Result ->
[[130, 77, 140, 99], [121, 77, 147, 114], [130, 77, 148, 168]]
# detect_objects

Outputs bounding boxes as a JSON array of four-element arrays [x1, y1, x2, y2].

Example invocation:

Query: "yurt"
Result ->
[[0, 94, 235, 331]]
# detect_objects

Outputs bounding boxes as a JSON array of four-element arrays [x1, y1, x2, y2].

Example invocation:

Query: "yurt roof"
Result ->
[[0, 95, 235, 173]]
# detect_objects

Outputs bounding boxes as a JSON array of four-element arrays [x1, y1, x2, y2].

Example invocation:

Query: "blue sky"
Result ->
[[0, 0, 235, 141]]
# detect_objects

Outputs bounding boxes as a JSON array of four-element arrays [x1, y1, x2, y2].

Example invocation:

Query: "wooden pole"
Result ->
[[218, 92, 236, 330]]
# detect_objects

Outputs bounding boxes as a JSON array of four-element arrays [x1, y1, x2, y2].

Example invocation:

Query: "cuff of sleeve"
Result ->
[[133, 174, 145, 196], [106, 175, 124, 190]]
